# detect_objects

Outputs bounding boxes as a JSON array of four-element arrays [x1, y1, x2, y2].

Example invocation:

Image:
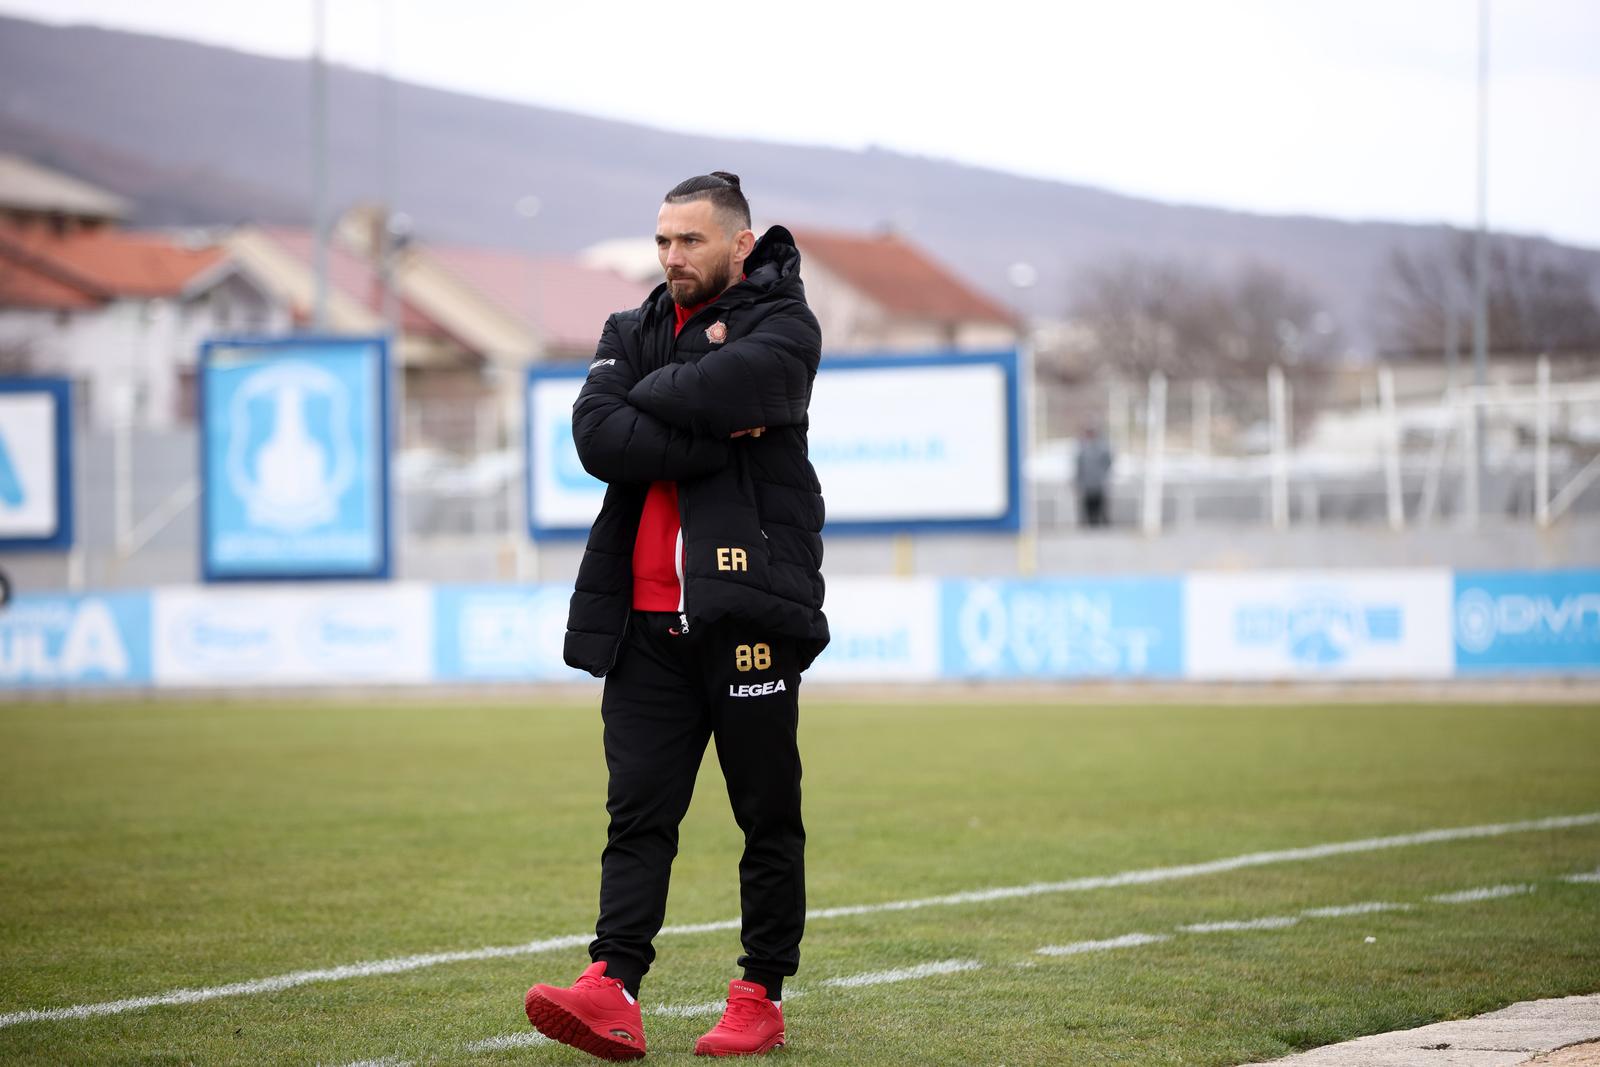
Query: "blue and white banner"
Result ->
[[0, 592, 151, 688], [199, 337, 391, 580], [940, 577, 1184, 678], [1454, 570, 1600, 674], [6, 568, 1596, 690], [809, 353, 1020, 533], [0, 377, 73, 550], [152, 584, 431, 686], [808, 578, 942, 682], [525, 370, 604, 537], [433, 584, 575, 682], [524, 351, 1020, 537], [1185, 570, 1453, 679]]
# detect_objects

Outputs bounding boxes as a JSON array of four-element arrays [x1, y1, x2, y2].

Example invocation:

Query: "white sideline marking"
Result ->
[[1180, 916, 1300, 933], [803, 811, 1600, 920], [1037, 933, 1170, 956], [820, 959, 982, 988], [338, 878, 1559, 1067], [1430, 883, 1535, 903], [1561, 868, 1600, 884], [6, 810, 1597, 1031], [649, 998, 734, 1019], [1300, 901, 1411, 917], [0, 934, 590, 1029], [464, 1032, 551, 1052]]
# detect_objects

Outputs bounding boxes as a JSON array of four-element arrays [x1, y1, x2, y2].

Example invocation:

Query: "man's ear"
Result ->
[[732, 228, 756, 266]]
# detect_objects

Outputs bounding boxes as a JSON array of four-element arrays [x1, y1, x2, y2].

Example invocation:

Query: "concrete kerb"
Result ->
[[1238, 995, 1600, 1067]]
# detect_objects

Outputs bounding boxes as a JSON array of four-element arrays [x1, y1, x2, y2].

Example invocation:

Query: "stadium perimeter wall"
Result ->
[[2, 569, 1595, 691]]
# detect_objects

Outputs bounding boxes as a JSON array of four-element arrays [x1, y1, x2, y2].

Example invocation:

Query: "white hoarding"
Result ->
[[1185, 570, 1453, 679], [526, 373, 604, 532], [153, 585, 432, 686], [525, 352, 1018, 536], [808, 361, 1012, 525], [0, 386, 67, 544], [806, 577, 941, 682]]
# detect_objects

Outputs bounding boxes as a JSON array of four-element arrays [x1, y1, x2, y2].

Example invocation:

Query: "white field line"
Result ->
[[5, 810, 1597, 1031], [1430, 883, 1536, 903], [1036, 933, 1170, 956], [464, 1032, 551, 1052], [1300, 901, 1412, 917], [339, 875, 1582, 1067], [820, 959, 982, 988], [1180, 916, 1300, 933], [648, 998, 739, 1019], [1560, 868, 1600, 884]]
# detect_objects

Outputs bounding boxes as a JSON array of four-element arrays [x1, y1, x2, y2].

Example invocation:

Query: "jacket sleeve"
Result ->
[[571, 317, 730, 483], [624, 301, 819, 437]]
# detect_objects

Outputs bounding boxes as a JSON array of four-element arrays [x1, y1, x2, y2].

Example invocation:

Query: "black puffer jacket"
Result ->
[[563, 225, 829, 676]]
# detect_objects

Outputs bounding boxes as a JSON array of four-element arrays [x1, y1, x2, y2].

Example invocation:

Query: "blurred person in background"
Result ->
[[1076, 425, 1114, 527], [523, 172, 828, 1060]]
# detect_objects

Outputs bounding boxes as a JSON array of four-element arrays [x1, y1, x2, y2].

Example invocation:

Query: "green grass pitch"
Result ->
[[1, 696, 1597, 1065]]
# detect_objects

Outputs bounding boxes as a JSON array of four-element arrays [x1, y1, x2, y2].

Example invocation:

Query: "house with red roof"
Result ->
[[232, 207, 650, 451], [583, 225, 1021, 354], [785, 227, 1020, 354], [0, 219, 284, 429]]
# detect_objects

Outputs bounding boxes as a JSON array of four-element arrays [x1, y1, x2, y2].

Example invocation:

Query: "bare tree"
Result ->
[[1379, 230, 1600, 358], [1056, 256, 1341, 437]]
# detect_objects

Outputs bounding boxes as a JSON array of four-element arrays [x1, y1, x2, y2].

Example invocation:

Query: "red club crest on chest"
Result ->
[[705, 321, 728, 344]]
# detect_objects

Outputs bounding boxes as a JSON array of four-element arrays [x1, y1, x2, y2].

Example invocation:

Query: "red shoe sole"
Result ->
[[524, 988, 646, 1061], [693, 1034, 785, 1056]]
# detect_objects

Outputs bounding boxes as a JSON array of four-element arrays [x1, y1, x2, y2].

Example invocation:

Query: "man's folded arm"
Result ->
[[625, 303, 819, 437], [572, 320, 729, 483]]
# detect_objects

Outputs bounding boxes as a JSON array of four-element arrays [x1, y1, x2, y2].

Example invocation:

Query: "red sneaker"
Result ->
[[524, 961, 646, 1061], [693, 980, 785, 1057]]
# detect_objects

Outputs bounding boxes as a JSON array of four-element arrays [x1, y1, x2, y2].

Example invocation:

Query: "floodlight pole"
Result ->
[[1470, 0, 1491, 518], [311, 0, 330, 331]]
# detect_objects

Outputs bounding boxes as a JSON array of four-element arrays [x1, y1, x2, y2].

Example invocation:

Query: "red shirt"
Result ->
[[630, 296, 716, 610]]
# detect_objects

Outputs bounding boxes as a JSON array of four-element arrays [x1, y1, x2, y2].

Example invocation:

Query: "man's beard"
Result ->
[[668, 262, 733, 308]]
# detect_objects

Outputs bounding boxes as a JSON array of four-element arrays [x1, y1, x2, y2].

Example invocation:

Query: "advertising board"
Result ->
[[199, 337, 391, 580]]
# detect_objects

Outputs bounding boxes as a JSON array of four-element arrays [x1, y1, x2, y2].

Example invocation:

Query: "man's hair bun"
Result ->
[[664, 171, 751, 229]]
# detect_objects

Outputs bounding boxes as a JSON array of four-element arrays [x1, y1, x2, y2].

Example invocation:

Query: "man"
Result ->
[[1076, 426, 1113, 527], [524, 172, 828, 1060]]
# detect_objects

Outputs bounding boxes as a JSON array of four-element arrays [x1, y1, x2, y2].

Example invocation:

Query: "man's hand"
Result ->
[[730, 427, 766, 439]]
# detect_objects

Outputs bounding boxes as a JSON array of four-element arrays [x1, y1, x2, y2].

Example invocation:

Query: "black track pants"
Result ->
[[589, 611, 805, 989]]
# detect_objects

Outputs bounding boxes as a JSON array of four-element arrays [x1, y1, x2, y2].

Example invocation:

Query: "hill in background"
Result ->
[[2, 13, 1594, 350]]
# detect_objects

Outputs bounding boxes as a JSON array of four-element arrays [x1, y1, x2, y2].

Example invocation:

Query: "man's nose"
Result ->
[[663, 243, 687, 267]]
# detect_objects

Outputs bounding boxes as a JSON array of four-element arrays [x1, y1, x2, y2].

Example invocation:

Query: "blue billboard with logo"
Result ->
[[0, 592, 152, 688], [433, 584, 576, 681], [199, 337, 391, 580], [940, 577, 1183, 679], [1454, 569, 1600, 673], [0, 377, 74, 551]]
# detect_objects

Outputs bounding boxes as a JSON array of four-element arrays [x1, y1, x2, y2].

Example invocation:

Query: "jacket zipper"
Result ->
[[674, 525, 689, 634]]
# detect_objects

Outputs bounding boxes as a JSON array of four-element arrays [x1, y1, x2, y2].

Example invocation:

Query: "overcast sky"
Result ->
[[4, 0, 1597, 248]]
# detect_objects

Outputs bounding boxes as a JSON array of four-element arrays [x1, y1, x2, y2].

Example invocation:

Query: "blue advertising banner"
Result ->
[[0, 377, 73, 550], [1454, 569, 1600, 673], [524, 350, 1022, 538], [940, 577, 1184, 679], [0, 592, 152, 688], [433, 584, 579, 681], [199, 337, 391, 581]]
